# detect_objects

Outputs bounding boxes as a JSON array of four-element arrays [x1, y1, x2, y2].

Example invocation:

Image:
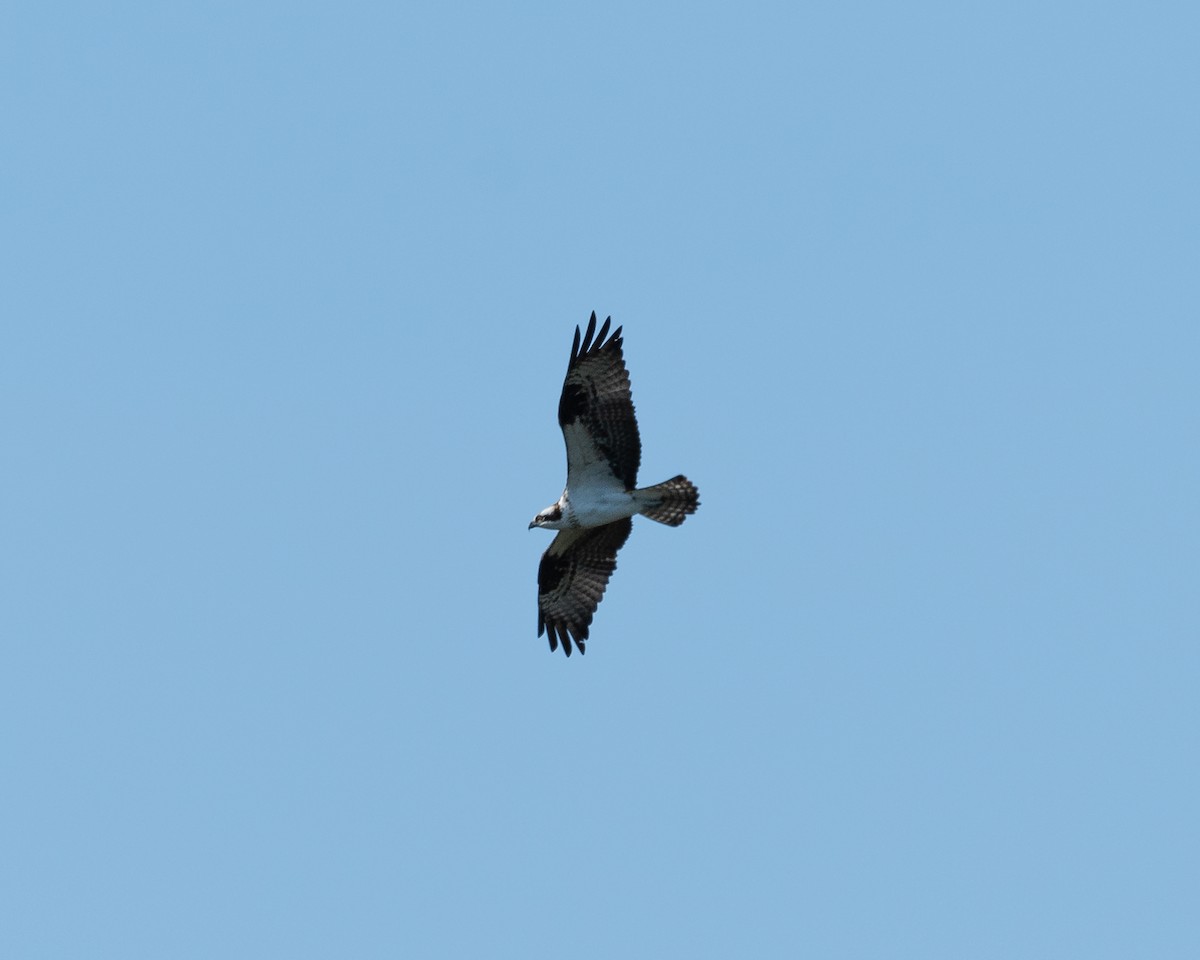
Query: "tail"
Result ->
[[634, 475, 700, 526]]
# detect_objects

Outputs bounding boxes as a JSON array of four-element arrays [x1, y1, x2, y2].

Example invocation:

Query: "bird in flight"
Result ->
[[529, 312, 699, 656]]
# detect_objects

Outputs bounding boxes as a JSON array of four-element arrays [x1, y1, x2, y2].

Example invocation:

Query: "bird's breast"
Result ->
[[563, 486, 638, 527]]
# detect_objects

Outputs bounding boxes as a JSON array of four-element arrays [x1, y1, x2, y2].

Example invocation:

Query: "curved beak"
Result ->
[[528, 520, 537, 530]]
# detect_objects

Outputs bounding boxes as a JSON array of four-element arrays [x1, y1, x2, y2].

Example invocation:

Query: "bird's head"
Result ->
[[529, 504, 564, 530]]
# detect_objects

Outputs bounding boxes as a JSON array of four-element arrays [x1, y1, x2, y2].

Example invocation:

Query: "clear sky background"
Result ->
[[3, 2, 1197, 957]]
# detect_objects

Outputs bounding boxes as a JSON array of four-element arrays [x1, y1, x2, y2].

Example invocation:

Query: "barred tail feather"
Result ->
[[634, 475, 700, 526]]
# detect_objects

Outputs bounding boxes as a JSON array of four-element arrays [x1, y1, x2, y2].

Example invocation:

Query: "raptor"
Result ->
[[529, 313, 699, 656]]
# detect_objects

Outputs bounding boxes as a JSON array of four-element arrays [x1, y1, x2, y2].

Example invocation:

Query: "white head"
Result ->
[[528, 503, 565, 530]]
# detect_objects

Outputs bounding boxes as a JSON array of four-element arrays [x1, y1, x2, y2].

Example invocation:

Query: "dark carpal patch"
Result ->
[[558, 382, 588, 426], [537, 551, 571, 593]]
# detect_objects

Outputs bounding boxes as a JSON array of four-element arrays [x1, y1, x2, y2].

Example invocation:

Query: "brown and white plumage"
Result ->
[[529, 312, 700, 656], [536, 518, 632, 657], [557, 314, 641, 492]]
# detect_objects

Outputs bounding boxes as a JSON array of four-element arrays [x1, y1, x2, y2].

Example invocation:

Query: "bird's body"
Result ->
[[529, 313, 699, 656], [535, 488, 638, 530]]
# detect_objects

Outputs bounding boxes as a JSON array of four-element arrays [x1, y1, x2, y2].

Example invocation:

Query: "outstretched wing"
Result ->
[[558, 312, 641, 491], [537, 517, 634, 656]]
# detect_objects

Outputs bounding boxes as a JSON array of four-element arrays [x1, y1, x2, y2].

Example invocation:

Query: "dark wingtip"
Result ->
[[594, 315, 612, 349], [571, 312, 620, 364], [579, 312, 598, 356]]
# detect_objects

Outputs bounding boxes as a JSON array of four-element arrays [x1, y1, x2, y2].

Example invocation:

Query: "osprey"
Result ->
[[529, 312, 700, 656]]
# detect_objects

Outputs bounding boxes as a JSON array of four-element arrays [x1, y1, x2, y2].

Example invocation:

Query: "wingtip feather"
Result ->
[[571, 312, 622, 365], [580, 312, 598, 355], [595, 315, 611, 348]]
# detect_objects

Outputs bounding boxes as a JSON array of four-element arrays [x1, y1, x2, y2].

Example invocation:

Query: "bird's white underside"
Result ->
[[536, 422, 639, 530]]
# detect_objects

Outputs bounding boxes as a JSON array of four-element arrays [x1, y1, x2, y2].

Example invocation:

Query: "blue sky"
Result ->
[[3, 2, 1197, 957]]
